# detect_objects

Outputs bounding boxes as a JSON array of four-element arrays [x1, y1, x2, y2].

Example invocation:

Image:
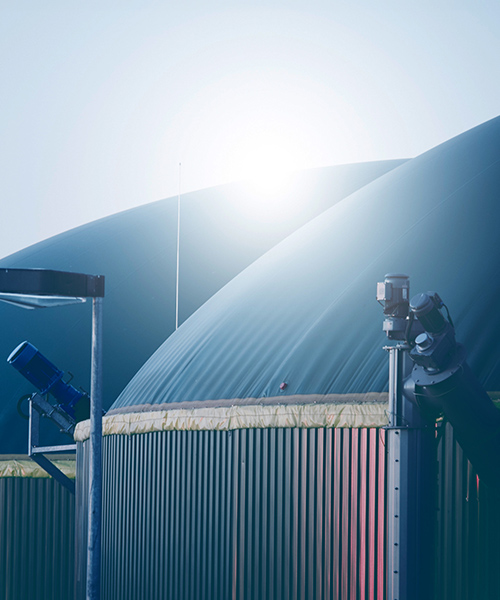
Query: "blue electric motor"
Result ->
[[8, 341, 88, 420]]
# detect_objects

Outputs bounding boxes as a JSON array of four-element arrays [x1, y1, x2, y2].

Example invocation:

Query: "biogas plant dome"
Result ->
[[0, 160, 403, 453], [73, 117, 500, 600], [81, 115, 500, 436]]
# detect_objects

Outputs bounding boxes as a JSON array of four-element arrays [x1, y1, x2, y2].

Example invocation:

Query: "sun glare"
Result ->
[[221, 127, 310, 225], [237, 131, 301, 194], [169, 75, 355, 221]]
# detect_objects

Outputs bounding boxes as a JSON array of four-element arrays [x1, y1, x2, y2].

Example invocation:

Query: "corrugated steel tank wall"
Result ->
[[77, 428, 387, 600], [76, 443, 90, 599], [435, 422, 500, 600], [0, 472, 75, 600], [76, 424, 500, 600]]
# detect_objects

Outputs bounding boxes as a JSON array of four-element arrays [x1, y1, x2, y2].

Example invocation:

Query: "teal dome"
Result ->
[[112, 117, 500, 413], [0, 162, 401, 452]]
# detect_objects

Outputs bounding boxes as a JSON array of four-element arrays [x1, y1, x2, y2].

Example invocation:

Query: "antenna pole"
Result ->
[[175, 163, 181, 330]]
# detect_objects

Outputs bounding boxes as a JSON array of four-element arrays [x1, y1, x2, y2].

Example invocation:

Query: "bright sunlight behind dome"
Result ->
[[168, 74, 362, 223], [231, 129, 302, 196]]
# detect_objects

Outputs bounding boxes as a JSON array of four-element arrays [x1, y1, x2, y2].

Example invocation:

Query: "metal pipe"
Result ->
[[387, 346, 404, 427], [416, 363, 500, 494], [407, 291, 500, 495], [87, 296, 103, 599]]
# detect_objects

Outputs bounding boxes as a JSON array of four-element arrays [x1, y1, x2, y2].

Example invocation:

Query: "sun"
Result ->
[[230, 128, 303, 192]]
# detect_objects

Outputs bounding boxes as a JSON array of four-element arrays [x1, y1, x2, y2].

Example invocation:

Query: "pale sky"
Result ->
[[1, 2, 500, 259]]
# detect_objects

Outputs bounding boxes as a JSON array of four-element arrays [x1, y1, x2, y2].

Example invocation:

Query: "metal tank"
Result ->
[[74, 415, 500, 600], [0, 456, 75, 600], [77, 423, 387, 600]]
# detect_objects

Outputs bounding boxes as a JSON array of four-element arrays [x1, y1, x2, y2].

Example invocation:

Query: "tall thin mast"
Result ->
[[175, 163, 181, 330]]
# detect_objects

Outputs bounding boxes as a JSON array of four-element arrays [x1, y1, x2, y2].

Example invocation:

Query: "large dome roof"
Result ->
[[111, 116, 500, 414], [0, 161, 402, 452]]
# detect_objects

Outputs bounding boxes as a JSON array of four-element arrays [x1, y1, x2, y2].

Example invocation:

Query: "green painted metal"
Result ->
[[0, 460, 75, 600]]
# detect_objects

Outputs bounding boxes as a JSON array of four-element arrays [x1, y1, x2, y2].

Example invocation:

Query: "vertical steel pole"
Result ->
[[386, 345, 405, 600], [87, 296, 103, 600], [386, 345, 436, 600], [175, 162, 181, 330], [28, 398, 40, 453], [387, 346, 403, 427]]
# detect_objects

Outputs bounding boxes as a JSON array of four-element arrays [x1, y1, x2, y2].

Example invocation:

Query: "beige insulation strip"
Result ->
[[0, 459, 76, 479], [74, 401, 389, 442], [105, 392, 388, 415]]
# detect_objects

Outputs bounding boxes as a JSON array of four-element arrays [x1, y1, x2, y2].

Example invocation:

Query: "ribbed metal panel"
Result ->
[[76, 440, 90, 599], [0, 474, 75, 600], [231, 427, 386, 600], [97, 430, 234, 600], [435, 421, 500, 600], [75, 423, 500, 599], [77, 427, 387, 600]]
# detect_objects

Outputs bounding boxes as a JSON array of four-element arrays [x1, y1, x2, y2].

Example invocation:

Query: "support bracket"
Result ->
[[28, 395, 76, 494]]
